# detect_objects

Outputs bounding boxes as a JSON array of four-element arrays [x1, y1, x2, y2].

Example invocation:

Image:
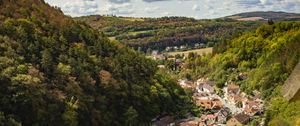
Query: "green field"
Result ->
[[165, 47, 213, 57]]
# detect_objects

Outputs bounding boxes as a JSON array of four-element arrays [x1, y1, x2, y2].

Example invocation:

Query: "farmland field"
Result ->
[[164, 47, 213, 57]]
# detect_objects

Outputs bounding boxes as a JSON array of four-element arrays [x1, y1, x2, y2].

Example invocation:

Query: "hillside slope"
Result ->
[[0, 0, 196, 125], [76, 16, 260, 52], [180, 21, 300, 125]]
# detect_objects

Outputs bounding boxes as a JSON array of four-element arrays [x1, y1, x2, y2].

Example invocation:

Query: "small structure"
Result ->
[[193, 92, 209, 99], [179, 79, 197, 92], [174, 46, 179, 50], [157, 65, 165, 69], [196, 98, 223, 110], [197, 79, 215, 93], [166, 46, 172, 51], [200, 114, 217, 126], [242, 100, 263, 116], [226, 113, 250, 126], [178, 120, 200, 126], [228, 94, 243, 105], [252, 90, 263, 102], [200, 108, 230, 125], [215, 109, 230, 124], [180, 45, 187, 50], [226, 84, 240, 95]]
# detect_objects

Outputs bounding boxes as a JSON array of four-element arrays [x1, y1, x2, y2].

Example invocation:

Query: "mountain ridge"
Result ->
[[225, 11, 300, 21]]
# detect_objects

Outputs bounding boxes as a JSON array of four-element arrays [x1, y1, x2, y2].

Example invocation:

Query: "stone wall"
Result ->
[[282, 61, 300, 101]]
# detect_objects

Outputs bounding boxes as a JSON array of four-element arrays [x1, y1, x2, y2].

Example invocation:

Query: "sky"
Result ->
[[44, 0, 300, 19]]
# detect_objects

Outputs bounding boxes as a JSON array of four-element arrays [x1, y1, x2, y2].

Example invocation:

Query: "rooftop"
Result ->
[[233, 113, 250, 124]]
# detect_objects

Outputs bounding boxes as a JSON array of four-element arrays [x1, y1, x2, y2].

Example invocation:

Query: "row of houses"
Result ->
[[176, 78, 264, 126], [165, 43, 206, 52]]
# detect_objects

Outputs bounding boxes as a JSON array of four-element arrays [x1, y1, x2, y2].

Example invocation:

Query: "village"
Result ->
[[152, 77, 264, 126], [148, 44, 265, 126]]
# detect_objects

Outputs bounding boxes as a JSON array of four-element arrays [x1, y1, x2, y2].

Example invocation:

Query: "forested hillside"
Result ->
[[76, 16, 260, 52], [179, 22, 300, 125], [0, 0, 197, 125]]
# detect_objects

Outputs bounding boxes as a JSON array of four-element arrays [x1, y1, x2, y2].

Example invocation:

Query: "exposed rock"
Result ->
[[282, 61, 300, 101]]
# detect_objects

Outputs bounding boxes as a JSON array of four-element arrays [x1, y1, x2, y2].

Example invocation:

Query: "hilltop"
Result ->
[[76, 11, 300, 53], [226, 11, 300, 21]]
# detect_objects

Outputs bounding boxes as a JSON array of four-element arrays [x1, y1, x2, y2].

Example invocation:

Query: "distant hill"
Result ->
[[75, 16, 260, 52], [226, 11, 300, 21]]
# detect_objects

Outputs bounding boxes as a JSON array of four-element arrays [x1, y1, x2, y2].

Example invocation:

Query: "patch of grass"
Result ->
[[165, 48, 213, 57]]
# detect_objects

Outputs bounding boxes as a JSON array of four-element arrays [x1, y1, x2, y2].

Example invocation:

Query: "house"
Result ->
[[199, 108, 230, 125], [202, 83, 215, 93], [196, 98, 223, 110], [215, 109, 230, 124], [197, 79, 215, 93], [180, 45, 187, 50], [152, 50, 159, 56], [200, 114, 217, 126], [166, 47, 172, 51], [196, 79, 214, 86], [174, 46, 178, 50], [252, 90, 263, 102], [179, 79, 187, 87], [178, 120, 200, 126], [228, 94, 243, 105], [152, 114, 175, 126], [157, 65, 165, 69], [226, 113, 250, 126], [193, 92, 209, 99], [200, 43, 205, 47], [243, 100, 263, 116], [179, 79, 197, 91], [226, 84, 240, 95]]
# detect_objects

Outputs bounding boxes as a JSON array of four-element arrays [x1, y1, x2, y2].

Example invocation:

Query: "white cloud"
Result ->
[[107, 0, 130, 4], [161, 11, 171, 16], [101, 3, 134, 15], [192, 4, 200, 11], [260, 0, 270, 4], [62, 0, 98, 16], [143, 0, 170, 2], [45, 0, 300, 19], [144, 6, 160, 13]]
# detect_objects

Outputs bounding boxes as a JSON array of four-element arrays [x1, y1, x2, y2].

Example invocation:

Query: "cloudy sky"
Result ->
[[44, 0, 300, 19]]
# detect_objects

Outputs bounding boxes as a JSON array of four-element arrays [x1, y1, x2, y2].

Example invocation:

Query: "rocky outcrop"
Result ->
[[282, 61, 300, 101]]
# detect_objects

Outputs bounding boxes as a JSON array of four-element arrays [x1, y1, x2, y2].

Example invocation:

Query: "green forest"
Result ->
[[76, 16, 260, 52], [0, 0, 198, 125]]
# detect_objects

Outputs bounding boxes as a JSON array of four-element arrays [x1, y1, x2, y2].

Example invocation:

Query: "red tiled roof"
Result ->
[[234, 113, 250, 124]]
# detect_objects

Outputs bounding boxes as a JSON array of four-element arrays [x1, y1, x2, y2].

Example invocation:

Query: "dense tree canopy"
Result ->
[[0, 0, 197, 125], [76, 16, 260, 52]]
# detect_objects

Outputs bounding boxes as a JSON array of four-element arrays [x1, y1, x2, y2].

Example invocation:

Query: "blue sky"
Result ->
[[44, 0, 300, 19]]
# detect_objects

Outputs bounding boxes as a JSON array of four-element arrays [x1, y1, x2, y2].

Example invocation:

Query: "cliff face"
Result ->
[[282, 60, 300, 101]]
